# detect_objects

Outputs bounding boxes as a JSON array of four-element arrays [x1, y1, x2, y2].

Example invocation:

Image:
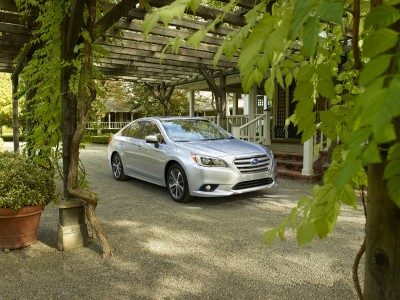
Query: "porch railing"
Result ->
[[86, 121, 130, 130], [302, 124, 330, 176], [313, 124, 330, 160], [239, 112, 271, 145]]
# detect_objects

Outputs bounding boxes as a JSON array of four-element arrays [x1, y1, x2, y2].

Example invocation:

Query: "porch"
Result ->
[[206, 113, 329, 182]]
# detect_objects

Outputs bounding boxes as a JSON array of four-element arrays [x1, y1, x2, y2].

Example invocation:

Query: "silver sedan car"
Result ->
[[108, 117, 277, 202]]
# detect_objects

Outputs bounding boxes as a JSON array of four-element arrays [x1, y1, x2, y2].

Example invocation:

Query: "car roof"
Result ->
[[137, 116, 209, 122]]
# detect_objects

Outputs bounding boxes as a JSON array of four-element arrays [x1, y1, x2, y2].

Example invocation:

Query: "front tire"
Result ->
[[167, 163, 193, 203], [111, 153, 127, 181]]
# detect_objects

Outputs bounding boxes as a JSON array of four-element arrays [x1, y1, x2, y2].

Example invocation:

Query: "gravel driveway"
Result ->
[[0, 143, 365, 299]]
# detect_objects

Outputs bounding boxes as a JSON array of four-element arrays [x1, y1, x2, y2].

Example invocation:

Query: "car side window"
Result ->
[[143, 121, 164, 143], [127, 122, 142, 139], [121, 126, 131, 137]]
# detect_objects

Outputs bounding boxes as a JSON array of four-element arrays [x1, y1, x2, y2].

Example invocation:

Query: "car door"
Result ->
[[134, 121, 168, 184], [120, 121, 144, 176]]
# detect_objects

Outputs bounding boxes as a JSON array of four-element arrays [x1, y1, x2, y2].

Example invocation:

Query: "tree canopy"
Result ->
[[142, 0, 400, 298]]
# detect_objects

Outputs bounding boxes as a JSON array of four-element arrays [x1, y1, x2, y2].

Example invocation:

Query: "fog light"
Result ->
[[200, 184, 218, 192]]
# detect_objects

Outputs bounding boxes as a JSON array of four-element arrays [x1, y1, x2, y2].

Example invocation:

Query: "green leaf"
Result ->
[[276, 67, 284, 88], [264, 76, 275, 100], [142, 13, 159, 37], [359, 54, 392, 86], [362, 29, 399, 58], [316, 63, 333, 80], [319, 110, 338, 140], [365, 4, 400, 29], [303, 16, 319, 57], [297, 64, 316, 81], [289, 207, 299, 230], [239, 14, 275, 75], [251, 68, 264, 85], [213, 46, 224, 67], [242, 71, 255, 94], [339, 184, 357, 207], [384, 160, 400, 179], [188, 0, 200, 13], [285, 72, 293, 88], [361, 141, 381, 164], [388, 143, 400, 160], [388, 176, 400, 207], [317, 0, 344, 24], [224, 41, 236, 60], [258, 54, 270, 74], [317, 79, 336, 99], [293, 81, 314, 101], [300, 121, 317, 142], [336, 160, 363, 189], [281, 59, 296, 69], [289, 0, 314, 39], [314, 218, 330, 239], [291, 53, 305, 62], [360, 79, 400, 143], [187, 29, 207, 49], [260, 228, 278, 248], [297, 222, 316, 246]]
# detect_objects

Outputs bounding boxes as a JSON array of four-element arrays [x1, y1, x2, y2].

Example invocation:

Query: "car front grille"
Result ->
[[232, 178, 274, 190], [234, 154, 271, 173]]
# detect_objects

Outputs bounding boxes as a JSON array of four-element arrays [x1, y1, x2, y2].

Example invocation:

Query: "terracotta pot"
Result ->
[[0, 205, 45, 249]]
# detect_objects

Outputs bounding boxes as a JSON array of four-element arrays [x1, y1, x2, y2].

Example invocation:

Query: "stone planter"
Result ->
[[0, 205, 44, 249]]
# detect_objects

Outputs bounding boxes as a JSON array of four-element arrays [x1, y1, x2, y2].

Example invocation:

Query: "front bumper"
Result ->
[[185, 159, 277, 197]]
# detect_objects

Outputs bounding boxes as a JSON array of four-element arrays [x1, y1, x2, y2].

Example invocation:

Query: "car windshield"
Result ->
[[161, 119, 231, 142]]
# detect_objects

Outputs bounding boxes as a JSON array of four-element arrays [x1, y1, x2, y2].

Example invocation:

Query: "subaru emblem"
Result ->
[[251, 158, 259, 165]]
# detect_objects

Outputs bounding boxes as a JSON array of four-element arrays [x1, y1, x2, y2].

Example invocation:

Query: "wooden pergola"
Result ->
[[0, 0, 252, 89]]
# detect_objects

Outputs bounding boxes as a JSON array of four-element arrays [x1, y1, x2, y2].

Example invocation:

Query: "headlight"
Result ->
[[191, 154, 228, 167], [262, 146, 274, 159]]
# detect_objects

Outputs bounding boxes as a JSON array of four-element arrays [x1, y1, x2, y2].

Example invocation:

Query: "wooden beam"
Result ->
[[101, 51, 229, 72], [99, 44, 238, 68], [199, 68, 223, 97], [0, 23, 30, 35], [0, 0, 18, 12], [126, 8, 236, 36], [148, 0, 246, 27], [95, 0, 139, 36], [117, 19, 226, 46]]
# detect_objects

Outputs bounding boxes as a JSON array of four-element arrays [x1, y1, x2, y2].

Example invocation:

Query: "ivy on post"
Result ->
[[58, 0, 89, 252]]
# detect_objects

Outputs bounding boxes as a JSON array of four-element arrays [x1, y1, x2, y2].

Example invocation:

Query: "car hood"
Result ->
[[175, 138, 268, 157]]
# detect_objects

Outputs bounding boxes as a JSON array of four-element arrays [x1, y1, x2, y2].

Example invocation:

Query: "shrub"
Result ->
[[0, 152, 56, 210], [91, 136, 111, 144]]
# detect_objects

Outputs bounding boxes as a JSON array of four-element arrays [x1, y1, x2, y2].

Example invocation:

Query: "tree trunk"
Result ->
[[64, 0, 113, 258], [365, 162, 400, 299]]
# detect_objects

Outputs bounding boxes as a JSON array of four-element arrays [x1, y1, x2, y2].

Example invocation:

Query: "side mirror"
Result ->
[[145, 135, 159, 148]]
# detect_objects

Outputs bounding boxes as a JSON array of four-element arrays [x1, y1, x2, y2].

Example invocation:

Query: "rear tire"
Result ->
[[167, 163, 193, 203], [111, 153, 127, 181]]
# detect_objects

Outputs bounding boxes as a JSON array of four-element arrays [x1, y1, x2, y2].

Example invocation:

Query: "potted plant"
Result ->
[[0, 151, 56, 249]]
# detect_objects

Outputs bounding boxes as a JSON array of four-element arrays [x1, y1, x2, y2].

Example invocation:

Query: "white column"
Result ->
[[233, 93, 239, 116], [263, 110, 271, 145], [248, 84, 257, 142], [302, 138, 315, 176], [188, 90, 195, 117]]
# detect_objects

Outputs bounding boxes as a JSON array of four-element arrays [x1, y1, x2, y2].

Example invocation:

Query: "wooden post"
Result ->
[[188, 90, 195, 117], [11, 74, 19, 153]]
